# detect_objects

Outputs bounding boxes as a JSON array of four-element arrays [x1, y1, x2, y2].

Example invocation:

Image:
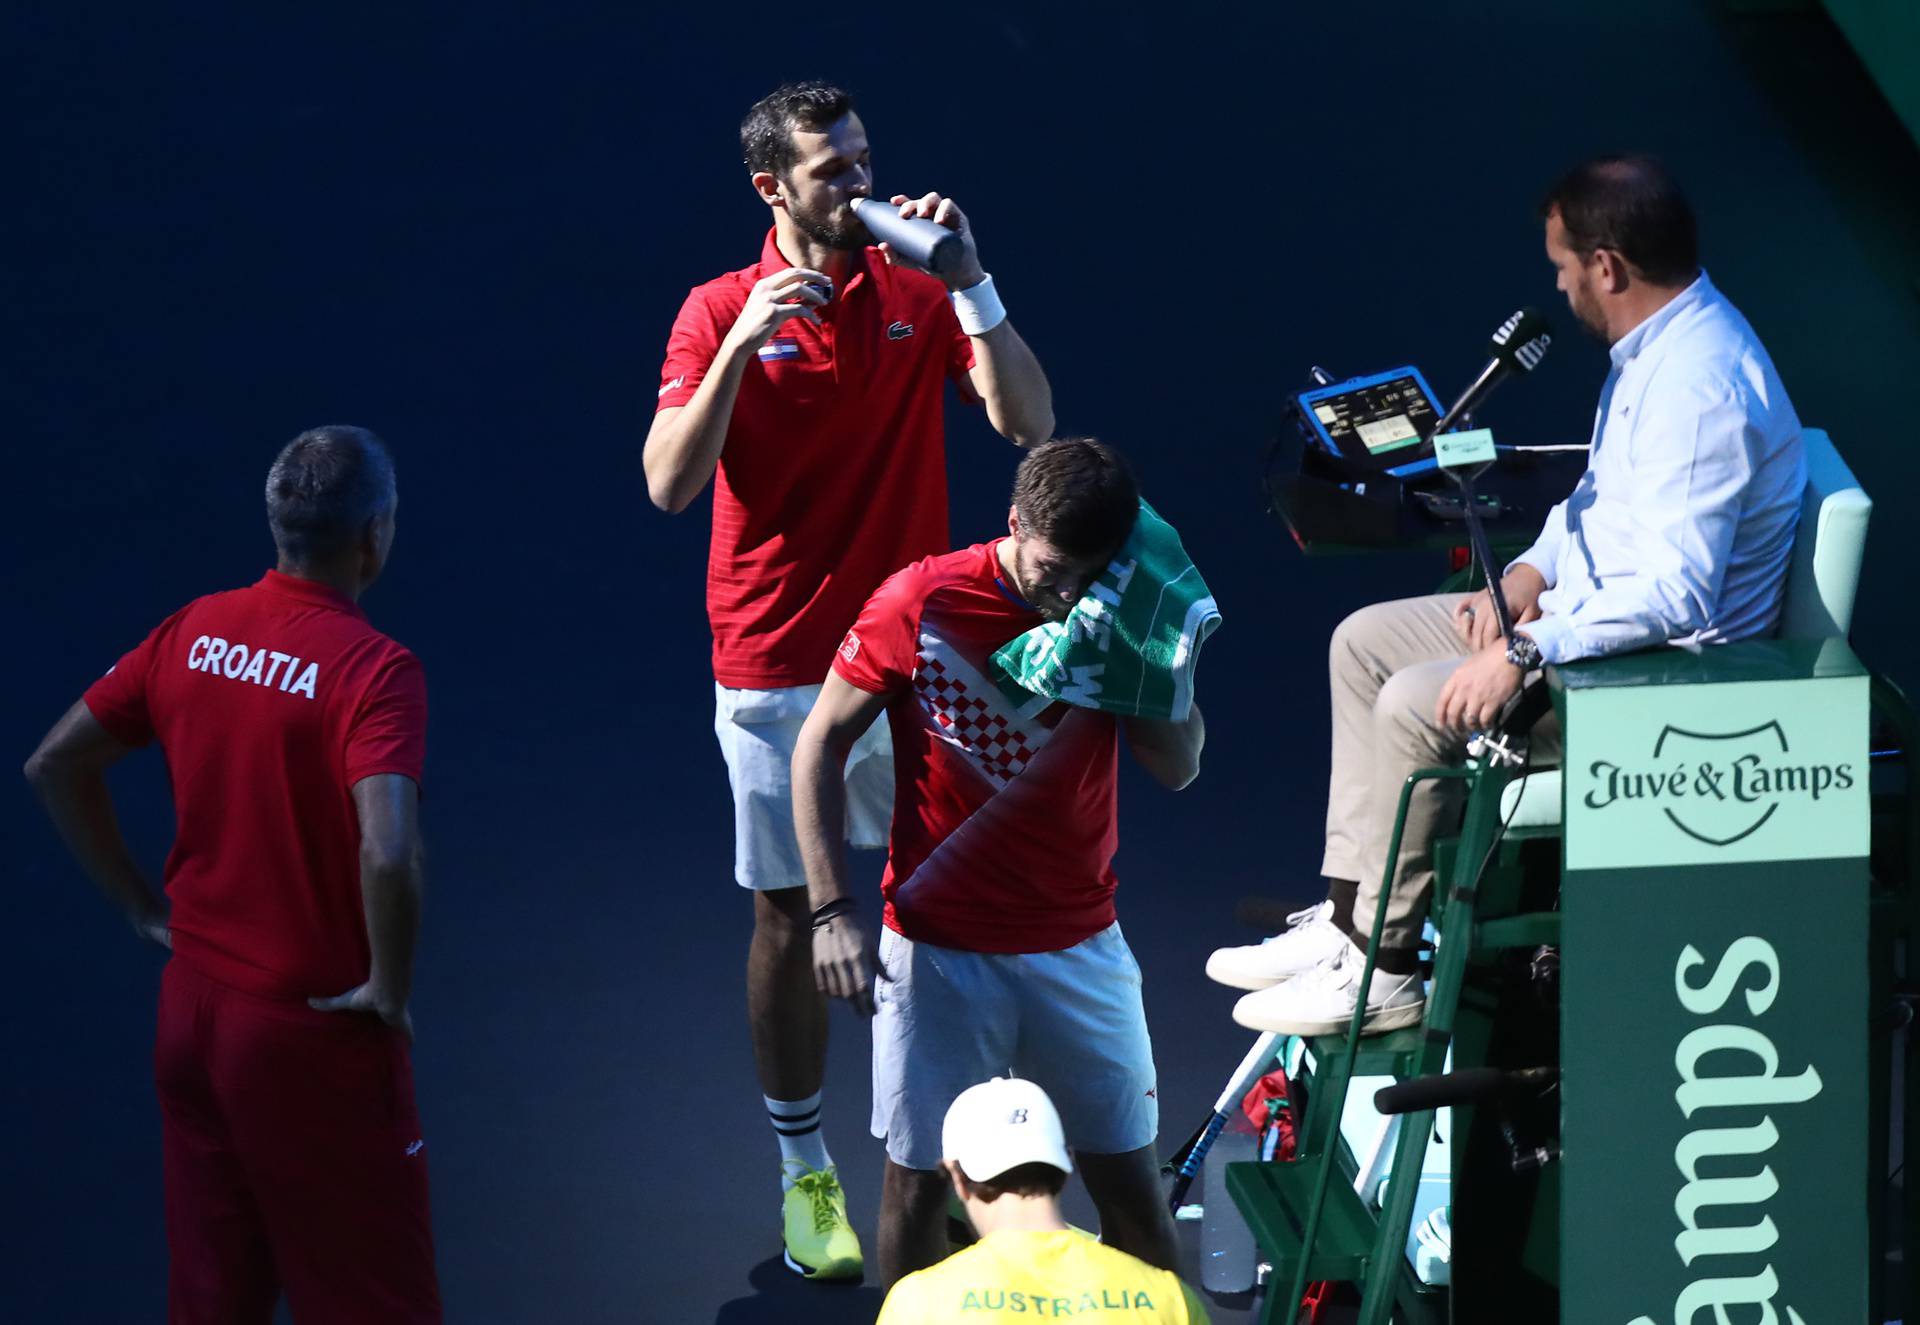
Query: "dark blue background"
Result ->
[[6, 3, 1917, 1321]]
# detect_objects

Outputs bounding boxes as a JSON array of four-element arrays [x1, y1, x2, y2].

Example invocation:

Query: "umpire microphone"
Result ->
[[849, 196, 967, 280], [1425, 306, 1555, 440]]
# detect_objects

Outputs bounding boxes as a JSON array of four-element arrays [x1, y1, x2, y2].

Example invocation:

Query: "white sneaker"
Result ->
[[1205, 901, 1349, 990], [1231, 944, 1425, 1037]]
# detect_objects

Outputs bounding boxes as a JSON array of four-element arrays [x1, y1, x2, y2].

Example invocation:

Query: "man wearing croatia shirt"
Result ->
[[24, 427, 439, 1322], [792, 440, 1205, 1286], [644, 81, 1053, 1277]]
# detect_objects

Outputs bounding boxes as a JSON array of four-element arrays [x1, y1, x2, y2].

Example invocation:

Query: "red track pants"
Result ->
[[155, 959, 441, 1324]]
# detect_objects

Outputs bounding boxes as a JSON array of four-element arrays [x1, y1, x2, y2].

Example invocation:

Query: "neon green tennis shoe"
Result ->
[[781, 1161, 863, 1280]]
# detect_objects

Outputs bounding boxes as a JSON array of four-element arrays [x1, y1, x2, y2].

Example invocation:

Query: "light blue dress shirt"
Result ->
[[1511, 272, 1805, 664]]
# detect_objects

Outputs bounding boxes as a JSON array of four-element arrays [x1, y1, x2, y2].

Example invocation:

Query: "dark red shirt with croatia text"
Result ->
[[83, 571, 427, 1001], [657, 228, 977, 689], [832, 541, 1121, 954]]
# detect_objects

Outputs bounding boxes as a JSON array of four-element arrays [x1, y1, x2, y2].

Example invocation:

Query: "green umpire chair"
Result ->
[[1227, 427, 1903, 1324], [1496, 427, 1873, 831]]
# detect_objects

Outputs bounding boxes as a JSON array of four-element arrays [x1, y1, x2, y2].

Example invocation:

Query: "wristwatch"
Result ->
[[1505, 632, 1543, 672]]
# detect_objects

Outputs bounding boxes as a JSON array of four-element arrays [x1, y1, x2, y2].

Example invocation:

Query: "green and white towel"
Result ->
[[990, 499, 1221, 721]]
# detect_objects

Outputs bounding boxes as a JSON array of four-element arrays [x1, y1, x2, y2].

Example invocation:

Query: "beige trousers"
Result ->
[[1322, 594, 1560, 953]]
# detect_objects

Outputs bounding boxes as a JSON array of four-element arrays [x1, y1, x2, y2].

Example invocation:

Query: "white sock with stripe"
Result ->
[[767, 1092, 833, 1190]]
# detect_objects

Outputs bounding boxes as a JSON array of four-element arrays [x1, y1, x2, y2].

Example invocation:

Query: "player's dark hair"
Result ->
[[265, 425, 397, 566], [959, 1162, 1070, 1204], [1539, 153, 1698, 287], [741, 81, 855, 179], [1011, 438, 1139, 559]]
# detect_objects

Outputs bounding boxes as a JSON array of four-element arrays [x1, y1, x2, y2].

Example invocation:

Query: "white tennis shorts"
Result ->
[[870, 921, 1160, 1170], [713, 681, 893, 892]]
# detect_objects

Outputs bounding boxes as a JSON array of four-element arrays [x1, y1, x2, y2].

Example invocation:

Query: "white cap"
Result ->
[[941, 1077, 1073, 1183]]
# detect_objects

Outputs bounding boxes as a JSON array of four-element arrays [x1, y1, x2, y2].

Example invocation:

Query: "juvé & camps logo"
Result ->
[[1583, 720, 1855, 848]]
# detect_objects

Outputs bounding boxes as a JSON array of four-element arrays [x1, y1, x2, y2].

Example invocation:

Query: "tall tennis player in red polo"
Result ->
[[644, 80, 1053, 1279], [24, 426, 439, 1324]]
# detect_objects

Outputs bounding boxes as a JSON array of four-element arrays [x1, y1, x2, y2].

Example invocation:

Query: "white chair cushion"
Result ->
[[1779, 428, 1871, 641], [1498, 769, 1563, 829]]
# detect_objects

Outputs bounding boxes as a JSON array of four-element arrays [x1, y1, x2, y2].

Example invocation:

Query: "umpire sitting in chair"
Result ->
[[1213, 154, 1806, 1036]]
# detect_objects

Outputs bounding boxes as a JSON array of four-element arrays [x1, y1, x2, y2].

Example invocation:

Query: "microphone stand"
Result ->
[[1419, 408, 1512, 639], [1452, 460, 1513, 639], [1428, 434, 1535, 766], [1427, 356, 1502, 439]]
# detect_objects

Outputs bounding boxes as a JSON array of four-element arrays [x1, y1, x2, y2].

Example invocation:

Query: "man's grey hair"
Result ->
[[264, 425, 397, 565]]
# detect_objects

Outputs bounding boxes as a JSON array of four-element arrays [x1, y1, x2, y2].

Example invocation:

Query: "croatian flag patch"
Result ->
[[757, 340, 802, 361]]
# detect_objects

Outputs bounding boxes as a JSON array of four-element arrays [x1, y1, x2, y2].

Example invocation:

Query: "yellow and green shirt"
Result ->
[[876, 1229, 1211, 1323]]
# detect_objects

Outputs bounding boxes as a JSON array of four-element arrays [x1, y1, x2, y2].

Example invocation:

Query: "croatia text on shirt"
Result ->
[[185, 635, 320, 699]]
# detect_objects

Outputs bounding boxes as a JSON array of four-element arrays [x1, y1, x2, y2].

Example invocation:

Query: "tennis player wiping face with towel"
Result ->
[[791, 439, 1208, 1288]]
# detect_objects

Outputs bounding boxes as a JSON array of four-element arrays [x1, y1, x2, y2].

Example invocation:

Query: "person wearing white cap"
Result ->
[[875, 1078, 1211, 1324]]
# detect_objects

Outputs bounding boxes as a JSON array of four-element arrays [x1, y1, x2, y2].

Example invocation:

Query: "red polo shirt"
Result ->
[[83, 570, 427, 1000], [657, 228, 977, 689], [833, 542, 1121, 954]]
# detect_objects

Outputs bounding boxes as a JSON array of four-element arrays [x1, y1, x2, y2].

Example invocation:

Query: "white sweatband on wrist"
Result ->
[[950, 273, 1007, 336]]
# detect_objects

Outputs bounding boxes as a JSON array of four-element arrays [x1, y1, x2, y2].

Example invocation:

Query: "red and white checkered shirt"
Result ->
[[833, 540, 1120, 954]]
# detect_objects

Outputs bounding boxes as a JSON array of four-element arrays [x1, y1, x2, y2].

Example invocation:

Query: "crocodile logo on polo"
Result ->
[[1582, 721, 1856, 849]]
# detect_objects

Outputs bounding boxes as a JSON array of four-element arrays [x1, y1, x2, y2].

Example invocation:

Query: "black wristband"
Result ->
[[811, 896, 859, 930]]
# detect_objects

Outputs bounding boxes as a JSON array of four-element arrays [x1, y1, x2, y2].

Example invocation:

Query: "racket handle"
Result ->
[[1168, 1110, 1230, 1211]]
